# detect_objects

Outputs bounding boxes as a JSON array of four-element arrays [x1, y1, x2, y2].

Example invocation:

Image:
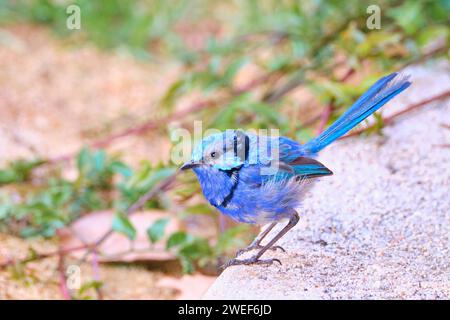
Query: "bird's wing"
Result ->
[[241, 136, 332, 184], [276, 136, 333, 180], [283, 156, 333, 178]]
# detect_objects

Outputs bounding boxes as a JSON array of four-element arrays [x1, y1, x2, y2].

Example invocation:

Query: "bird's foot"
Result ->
[[222, 256, 282, 269], [235, 244, 285, 257]]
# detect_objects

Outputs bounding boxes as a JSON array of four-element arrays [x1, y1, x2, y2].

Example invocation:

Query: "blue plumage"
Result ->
[[181, 72, 411, 267], [304, 73, 411, 153]]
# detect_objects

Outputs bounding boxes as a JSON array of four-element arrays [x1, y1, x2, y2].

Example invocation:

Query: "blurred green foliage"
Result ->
[[1, 0, 197, 58], [0, 148, 169, 235], [0, 0, 449, 274], [0, 159, 45, 185], [155, 0, 449, 139], [74, 280, 104, 300], [0, 148, 248, 273]]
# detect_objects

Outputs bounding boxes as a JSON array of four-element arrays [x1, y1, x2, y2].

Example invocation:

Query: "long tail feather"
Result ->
[[304, 72, 411, 154]]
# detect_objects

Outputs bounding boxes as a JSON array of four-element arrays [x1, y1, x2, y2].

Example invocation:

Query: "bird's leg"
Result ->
[[224, 211, 299, 268], [235, 222, 285, 257], [253, 212, 299, 261]]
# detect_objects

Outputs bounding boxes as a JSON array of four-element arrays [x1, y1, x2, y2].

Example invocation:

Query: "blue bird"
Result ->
[[181, 72, 411, 268]]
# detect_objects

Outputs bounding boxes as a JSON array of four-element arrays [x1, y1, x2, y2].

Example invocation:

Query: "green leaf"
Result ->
[[389, 1, 425, 35], [146, 218, 169, 243], [125, 164, 175, 193], [267, 56, 291, 71], [179, 256, 194, 274], [364, 112, 385, 136], [0, 159, 45, 185], [417, 26, 449, 48], [184, 204, 213, 215], [93, 150, 106, 172], [215, 225, 252, 255], [160, 78, 189, 109], [112, 212, 137, 240], [110, 161, 133, 178], [0, 169, 17, 185], [0, 203, 11, 220], [76, 147, 91, 174], [222, 57, 249, 84], [166, 231, 191, 249], [167, 233, 212, 274], [20, 227, 40, 238], [178, 237, 212, 260], [248, 102, 288, 127], [76, 280, 104, 300], [78, 280, 103, 296]]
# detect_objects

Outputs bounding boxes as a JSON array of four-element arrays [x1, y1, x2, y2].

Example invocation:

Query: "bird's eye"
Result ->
[[210, 152, 217, 158]]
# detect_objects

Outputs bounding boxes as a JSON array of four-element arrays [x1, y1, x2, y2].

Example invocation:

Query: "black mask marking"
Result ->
[[218, 165, 242, 207]]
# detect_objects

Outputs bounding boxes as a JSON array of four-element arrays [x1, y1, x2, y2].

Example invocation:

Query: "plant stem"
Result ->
[[57, 246, 72, 300]]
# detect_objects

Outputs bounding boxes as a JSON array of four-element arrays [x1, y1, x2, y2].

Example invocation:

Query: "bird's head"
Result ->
[[181, 130, 250, 172]]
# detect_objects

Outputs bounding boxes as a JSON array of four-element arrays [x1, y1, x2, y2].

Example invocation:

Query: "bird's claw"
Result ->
[[235, 245, 285, 257], [222, 256, 282, 269]]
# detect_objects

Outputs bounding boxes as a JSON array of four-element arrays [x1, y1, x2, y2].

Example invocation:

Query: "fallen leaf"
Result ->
[[156, 274, 217, 299], [60, 210, 181, 262]]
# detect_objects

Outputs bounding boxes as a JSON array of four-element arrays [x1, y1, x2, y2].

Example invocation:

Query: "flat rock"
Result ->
[[204, 65, 450, 299]]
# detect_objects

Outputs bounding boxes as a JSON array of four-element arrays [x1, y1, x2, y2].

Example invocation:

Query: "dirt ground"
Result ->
[[0, 24, 216, 300], [0, 233, 178, 299], [0, 24, 179, 166]]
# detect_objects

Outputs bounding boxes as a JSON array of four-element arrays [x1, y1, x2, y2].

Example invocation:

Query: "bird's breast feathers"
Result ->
[[193, 163, 315, 224], [191, 131, 331, 224]]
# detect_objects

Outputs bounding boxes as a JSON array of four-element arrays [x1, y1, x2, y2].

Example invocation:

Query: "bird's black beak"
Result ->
[[180, 160, 201, 171]]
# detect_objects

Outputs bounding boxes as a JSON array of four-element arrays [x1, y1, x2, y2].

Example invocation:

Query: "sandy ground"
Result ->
[[0, 233, 179, 299], [204, 65, 450, 299], [0, 24, 178, 166], [0, 24, 216, 300], [0, 229, 216, 299]]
